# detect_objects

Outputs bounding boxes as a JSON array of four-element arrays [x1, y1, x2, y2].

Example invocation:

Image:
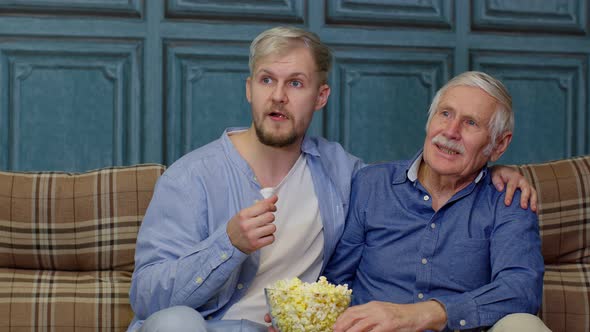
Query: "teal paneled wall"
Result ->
[[0, 0, 589, 171], [165, 41, 252, 163]]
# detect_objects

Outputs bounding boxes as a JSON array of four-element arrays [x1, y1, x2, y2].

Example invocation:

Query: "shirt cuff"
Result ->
[[205, 224, 248, 269], [219, 227, 248, 262], [432, 293, 480, 330], [174, 226, 248, 303]]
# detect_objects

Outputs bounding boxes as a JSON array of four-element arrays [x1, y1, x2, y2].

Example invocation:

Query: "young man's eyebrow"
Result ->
[[255, 69, 309, 80]]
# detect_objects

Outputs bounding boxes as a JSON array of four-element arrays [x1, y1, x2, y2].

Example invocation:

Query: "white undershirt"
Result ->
[[222, 154, 324, 324]]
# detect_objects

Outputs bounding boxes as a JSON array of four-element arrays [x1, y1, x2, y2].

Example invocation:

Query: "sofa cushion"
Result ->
[[0, 164, 165, 271], [518, 155, 590, 264], [0, 267, 132, 331], [541, 263, 590, 332], [519, 156, 590, 332]]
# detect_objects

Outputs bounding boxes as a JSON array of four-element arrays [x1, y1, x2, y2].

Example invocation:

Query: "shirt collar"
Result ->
[[222, 127, 323, 189], [300, 135, 320, 157], [402, 149, 487, 184], [222, 127, 252, 178]]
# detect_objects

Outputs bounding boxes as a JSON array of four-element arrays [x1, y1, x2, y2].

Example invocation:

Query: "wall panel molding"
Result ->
[[0, 0, 143, 18], [0, 39, 142, 171], [472, 51, 588, 163], [165, 40, 252, 164], [0, 0, 586, 171], [327, 47, 452, 162], [472, 0, 587, 34], [326, 0, 453, 29], [165, 0, 304, 23]]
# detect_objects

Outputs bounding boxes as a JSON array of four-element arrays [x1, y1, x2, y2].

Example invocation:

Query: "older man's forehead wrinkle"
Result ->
[[439, 96, 495, 124]]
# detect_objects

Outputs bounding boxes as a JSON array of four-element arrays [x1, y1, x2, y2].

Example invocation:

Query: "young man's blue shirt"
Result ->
[[324, 151, 544, 331], [127, 128, 364, 331]]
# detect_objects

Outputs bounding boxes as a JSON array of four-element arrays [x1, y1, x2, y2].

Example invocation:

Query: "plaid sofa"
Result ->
[[518, 155, 590, 332], [0, 156, 589, 331], [0, 164, 165, 331]]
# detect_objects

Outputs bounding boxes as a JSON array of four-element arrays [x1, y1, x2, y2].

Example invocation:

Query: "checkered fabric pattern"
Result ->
[[519, 155, 590, 332], [0, 164, 164, 331]]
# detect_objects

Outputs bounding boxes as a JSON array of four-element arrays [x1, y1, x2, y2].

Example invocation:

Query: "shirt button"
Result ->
[[423, 195, 430, 201], [221, 252, 228, 260], [421, 258, 428, 264], [430, 223, 436, 229], [195, 277, 203, 284], [460, 319, 466, 326], [237, 283, 244, 290], [418, 293, 424, 299]]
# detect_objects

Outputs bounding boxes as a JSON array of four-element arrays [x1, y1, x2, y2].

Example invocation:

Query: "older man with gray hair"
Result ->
[[325, 71, 549, 332]]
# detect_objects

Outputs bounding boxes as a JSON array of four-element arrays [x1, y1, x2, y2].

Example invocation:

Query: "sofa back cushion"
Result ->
[[0, 164, 165, 271], [518, 155, 590, 264], [0, 268, 135, 331]]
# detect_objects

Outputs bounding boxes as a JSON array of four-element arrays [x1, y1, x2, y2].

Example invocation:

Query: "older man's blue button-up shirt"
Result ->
[[324, 152, 544, 331]]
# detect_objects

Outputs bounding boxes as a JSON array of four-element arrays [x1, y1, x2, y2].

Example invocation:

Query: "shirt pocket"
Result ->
[[449, 238, 491, 289]]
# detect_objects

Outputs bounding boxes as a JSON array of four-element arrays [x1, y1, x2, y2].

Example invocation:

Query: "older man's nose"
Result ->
[[443, 120, 461, 139]]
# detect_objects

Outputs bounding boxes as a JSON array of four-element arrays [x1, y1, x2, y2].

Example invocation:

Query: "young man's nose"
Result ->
[[271, 84, 288, 103]]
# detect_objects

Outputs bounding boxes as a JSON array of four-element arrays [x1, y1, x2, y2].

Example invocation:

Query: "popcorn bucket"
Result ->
[[264, 286, 351, 332]]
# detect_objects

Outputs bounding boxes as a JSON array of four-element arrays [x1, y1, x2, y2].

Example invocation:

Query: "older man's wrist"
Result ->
[[424, 300, 448, 331]]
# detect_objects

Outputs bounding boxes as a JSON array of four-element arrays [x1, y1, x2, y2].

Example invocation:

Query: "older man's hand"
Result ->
[[264, 313, 277, 332], [490, 165, 538, 212], [332, 300, 447, 332]]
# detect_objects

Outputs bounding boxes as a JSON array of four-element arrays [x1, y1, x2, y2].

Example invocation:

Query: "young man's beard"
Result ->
[[254, 120, 298, 148]]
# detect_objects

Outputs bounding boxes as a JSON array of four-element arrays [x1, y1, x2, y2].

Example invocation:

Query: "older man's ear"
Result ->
[[490, 132, 513, 162]]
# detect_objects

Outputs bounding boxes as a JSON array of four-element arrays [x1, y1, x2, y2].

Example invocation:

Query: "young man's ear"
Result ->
[[490, 132, 513, 162], [245, 77, 252, 103], [314, 84, 331, 111]]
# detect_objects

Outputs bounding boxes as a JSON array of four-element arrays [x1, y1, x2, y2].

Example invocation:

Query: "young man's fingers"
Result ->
[[253, 222, 276, 238], [256, 233, 275, 248], [503, 182, 516, 207], [518, 185, 530, 210], [242, 198, 277, 218], [492, 176, 505, 193], [529, 189, 538, 213], [249, 211, 275, 228]]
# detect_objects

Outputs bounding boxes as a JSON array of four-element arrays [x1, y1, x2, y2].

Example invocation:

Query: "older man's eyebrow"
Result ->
[[437, 103, 454, 111]]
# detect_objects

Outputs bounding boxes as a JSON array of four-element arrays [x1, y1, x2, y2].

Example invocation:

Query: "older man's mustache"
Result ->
[[431, 135, 466, 155]]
